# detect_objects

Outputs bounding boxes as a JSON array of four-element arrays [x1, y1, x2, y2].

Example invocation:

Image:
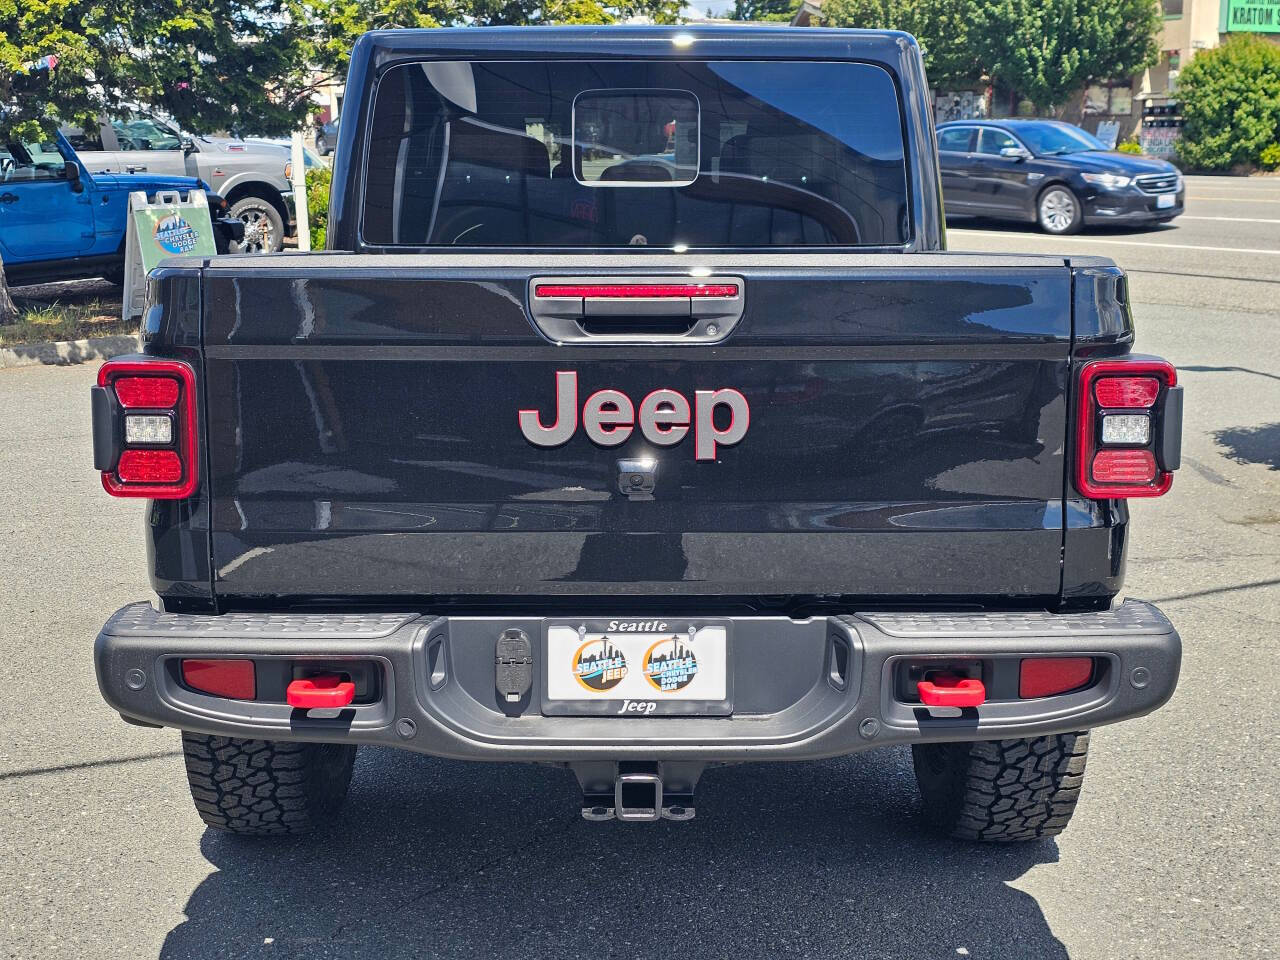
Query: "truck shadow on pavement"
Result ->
[[161, 747, 1068, 960]]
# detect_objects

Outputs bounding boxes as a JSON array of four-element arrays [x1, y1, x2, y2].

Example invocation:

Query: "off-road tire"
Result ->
[[911, 732, 1090, 842], [182, 734, 356, 836]]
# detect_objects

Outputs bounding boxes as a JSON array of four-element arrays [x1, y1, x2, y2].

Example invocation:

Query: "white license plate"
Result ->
[[1157, 193, 1176, 209], [544, 622, 729, 715]]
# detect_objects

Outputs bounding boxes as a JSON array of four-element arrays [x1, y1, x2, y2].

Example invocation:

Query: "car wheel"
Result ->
[[317, 136, 329, 155], [228, 196, 285, 253], [1037, 186, 1083, 235]]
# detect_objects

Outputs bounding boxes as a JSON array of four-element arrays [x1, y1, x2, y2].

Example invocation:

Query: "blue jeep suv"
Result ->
[[1, 130, 240, 287]]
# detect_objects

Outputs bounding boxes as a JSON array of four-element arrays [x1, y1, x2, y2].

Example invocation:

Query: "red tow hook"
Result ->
[[917, 673, 986, 708], [286, 674, 355, 709]]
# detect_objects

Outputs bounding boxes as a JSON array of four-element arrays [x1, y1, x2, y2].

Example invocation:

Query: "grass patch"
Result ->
[[0, 299, 135, 347]]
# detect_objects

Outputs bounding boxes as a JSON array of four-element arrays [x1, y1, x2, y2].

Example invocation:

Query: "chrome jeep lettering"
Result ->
[[582, 389, 634, 447], [518, 370, 578, 447], [638, 389, 690, 446], [519, 372, 748, 461]]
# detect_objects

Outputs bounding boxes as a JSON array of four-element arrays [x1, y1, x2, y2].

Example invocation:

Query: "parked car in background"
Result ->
[[314, 118, 339, 156], [936, 119, 1185, 234], [242, 140, 329, 225], [62, 112, 294, 252], [1, 131, 241, 287]]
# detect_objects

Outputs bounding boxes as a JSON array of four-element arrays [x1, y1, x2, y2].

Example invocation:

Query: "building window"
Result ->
[[1162, 0, 1182, 17], [1084, 83, 1134, 116]]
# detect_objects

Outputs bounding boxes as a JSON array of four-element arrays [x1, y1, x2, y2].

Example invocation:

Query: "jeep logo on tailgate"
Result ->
[[519, 371, 749, 461]]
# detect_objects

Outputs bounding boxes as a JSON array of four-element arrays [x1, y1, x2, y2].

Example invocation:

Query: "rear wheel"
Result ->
[[912, 732, 1090, 842], [182, 733, 356, 836], [1037, 185, 1083, 234]]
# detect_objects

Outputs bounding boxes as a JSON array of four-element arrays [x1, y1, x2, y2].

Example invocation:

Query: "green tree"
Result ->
[[818, 0, 1159, 111], [1, 0, 316, 320], [730, 0, 801, 22], [297, 0, 683, 78], [1175, 35, 1280, 171], [817, 0, 976, 84]]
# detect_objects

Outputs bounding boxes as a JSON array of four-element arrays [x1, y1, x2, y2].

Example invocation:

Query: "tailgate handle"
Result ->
[[529, 276, 744, 344]]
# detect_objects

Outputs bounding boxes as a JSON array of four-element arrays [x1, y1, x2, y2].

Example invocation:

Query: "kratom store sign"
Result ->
[[1223, 0, 1280, 31]]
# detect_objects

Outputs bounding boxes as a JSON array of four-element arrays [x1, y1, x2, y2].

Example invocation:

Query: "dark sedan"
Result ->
[[936, 119, 1184, 234]]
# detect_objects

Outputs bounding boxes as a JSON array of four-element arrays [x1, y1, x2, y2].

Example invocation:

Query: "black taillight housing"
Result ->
[[93, 358, 198, 498], [1076, 357, 1181, 499]]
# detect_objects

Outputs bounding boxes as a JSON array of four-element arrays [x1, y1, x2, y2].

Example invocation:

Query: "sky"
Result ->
[[682, 0, 737, 18]]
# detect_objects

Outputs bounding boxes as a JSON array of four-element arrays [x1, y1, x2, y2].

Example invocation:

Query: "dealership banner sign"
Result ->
[[121, 190, 217, 321], [1225, 0, 1280, 31]]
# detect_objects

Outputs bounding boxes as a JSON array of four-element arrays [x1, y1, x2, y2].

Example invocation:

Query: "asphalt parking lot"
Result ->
[[1, 175, 1277, 960]]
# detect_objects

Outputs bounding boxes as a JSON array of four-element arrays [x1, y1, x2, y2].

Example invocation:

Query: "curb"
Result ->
[[0, 335, 141, 370]]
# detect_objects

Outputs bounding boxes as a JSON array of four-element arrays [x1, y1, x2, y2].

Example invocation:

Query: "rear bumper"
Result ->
[[95, 601, 1180, 762]]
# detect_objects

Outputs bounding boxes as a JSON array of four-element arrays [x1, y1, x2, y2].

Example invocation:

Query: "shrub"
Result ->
[[306, 165, 332, 251], [1262, 143, 1280, 170], [1175, 35, 1280, 171], [1117, 139, 1142, 154]]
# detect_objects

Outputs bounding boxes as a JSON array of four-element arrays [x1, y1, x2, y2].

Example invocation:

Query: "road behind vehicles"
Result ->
[[1, 131, 241, 287], [91, 27, 1183, 842], [63, 111, 295, 252], [937, 119, 1185, 233]]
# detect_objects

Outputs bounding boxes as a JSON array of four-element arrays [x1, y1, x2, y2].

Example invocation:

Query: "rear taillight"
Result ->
[[1076, 358, 1181, 499], [94, 359, 198, 498]]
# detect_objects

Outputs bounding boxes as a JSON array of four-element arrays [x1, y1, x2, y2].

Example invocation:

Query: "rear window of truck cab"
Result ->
[[362, 60, 910, 248]]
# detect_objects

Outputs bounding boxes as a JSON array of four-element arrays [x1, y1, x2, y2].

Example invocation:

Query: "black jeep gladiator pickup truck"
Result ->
[[92, 26, 1184, 840]]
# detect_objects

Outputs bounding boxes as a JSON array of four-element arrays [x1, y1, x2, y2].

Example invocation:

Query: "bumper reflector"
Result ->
[[917, 674, 986, 707], [181, 659, 256, 700], [286, 674, 355, 709], [1019, 657, 1094, 699]]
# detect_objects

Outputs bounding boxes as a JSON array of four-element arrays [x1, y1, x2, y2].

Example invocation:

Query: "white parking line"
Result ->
[[1179, 216, 1280, 224], [947, 229, 1280, 256]]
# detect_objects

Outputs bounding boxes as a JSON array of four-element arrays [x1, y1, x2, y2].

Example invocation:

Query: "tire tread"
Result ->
[[181, 733, 355, 836], [912, 732, 1090, 842]]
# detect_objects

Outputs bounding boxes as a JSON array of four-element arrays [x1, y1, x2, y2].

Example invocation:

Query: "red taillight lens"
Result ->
[[98, 359, 198, 499], [1094, 376, 1159, 408], [116, 449, 183, 484], [1092, 449, 1156, 484], [181, 659, 256, 700], [1019, 658, 1094, 698], [112, 376, 181, 408], [534, 283, 738, 299], [1076, 358, 1177, 499]]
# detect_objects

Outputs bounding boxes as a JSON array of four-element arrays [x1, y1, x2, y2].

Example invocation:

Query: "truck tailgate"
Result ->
[[201, 253, 1072, 603]]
